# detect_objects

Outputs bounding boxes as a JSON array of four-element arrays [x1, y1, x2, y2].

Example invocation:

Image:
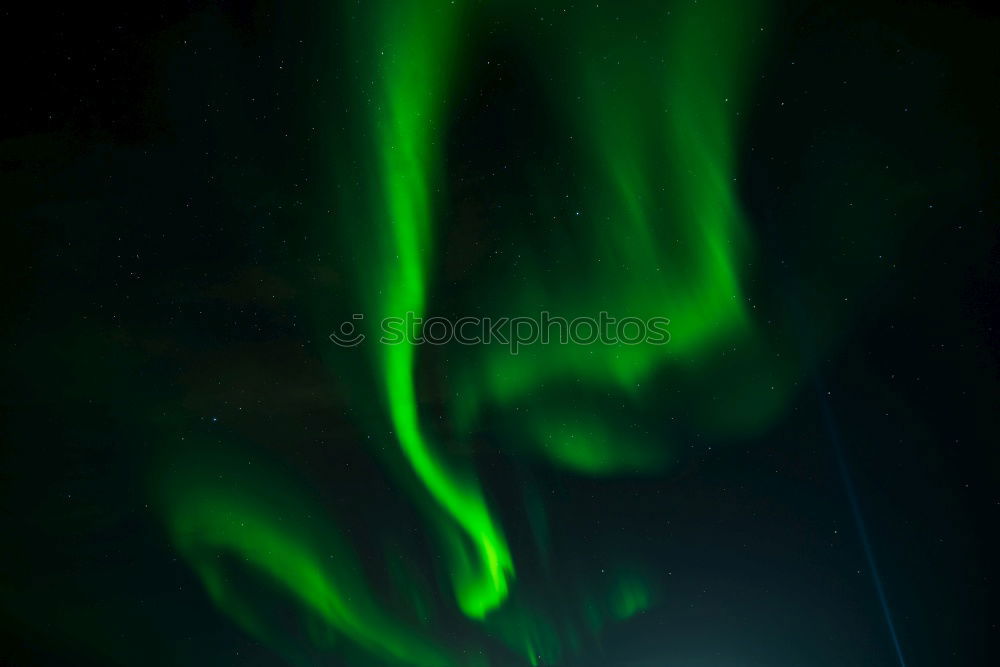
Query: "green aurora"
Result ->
[[3, 0, 994, 665], [160, 0, 790, 664]]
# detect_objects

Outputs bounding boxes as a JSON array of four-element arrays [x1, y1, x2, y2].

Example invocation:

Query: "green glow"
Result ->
[[610, 574, 651, 620], [526, 412, 668, 476], [362, 0, 514, 618], [165, 0, 784, 662], [443, 0, 778, 480], [157, 451, 451, 666], [355, 0, 771, 612], [486, 569, 654, 665]]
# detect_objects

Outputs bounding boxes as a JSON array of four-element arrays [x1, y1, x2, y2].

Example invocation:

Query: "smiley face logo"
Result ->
[[329, 314, 365, 347]]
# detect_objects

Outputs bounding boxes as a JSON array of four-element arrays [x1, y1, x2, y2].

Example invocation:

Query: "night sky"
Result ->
[[1, 1, 997, 666]]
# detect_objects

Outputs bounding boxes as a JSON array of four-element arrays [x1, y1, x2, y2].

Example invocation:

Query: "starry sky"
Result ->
[[1, 1, 997, 665]]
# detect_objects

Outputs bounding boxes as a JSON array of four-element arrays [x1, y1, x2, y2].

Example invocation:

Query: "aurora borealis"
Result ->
[[2, 1, 997, 665]]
